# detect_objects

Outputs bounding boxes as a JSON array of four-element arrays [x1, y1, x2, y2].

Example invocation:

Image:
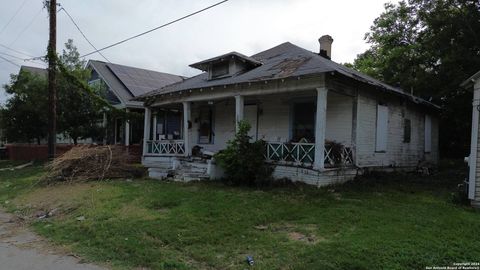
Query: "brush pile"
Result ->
[[43, 145, 144, 184]]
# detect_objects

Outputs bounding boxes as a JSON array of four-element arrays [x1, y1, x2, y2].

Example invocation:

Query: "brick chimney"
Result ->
[[319, 35, 333, 60]]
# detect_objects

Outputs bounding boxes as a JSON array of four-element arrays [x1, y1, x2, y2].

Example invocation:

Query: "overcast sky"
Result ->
[[0, 0, 398, 103]]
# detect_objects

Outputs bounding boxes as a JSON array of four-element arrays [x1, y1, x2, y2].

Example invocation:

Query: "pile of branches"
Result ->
[[43, 145, 144, 184]]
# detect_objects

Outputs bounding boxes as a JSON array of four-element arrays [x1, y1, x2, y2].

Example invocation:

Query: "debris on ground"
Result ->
[[0, 161, 34, 171], [42, 145, 145, 184], [246, 255, 254, 266], [76, 216, 85, 221]]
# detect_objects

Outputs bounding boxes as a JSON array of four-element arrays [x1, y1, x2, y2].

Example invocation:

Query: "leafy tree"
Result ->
[[351, 0, 480, 157], [1, 39, 110, 144], [215, 120, 272, 187], [1, 71, 48, 144], [56, 39, 106, 144]]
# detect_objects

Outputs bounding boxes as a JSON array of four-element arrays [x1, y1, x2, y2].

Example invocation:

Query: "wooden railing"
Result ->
[[265, 142, 315, 164], [265, 141, 354, 167], [146, 140, 185, 156]]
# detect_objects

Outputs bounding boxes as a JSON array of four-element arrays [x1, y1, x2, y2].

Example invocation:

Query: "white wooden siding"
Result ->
[[375, 104, 389, 152], [356, 90, 439, 167]]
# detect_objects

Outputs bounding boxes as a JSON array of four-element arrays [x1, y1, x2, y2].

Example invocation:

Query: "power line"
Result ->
[[81, 0, 229, 58], [0, 43, 35, 58], [0, 55, 21, 68], [58, 5, 110, 62], [0, 51, 27, 61], [8, 7, 43, 47], [0, 0, 30, 35]]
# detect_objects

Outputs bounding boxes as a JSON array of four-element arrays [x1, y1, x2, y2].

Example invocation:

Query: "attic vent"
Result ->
[[211, 62, 229, 79]]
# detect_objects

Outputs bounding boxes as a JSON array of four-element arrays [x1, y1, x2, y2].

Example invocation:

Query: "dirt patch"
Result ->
[[268, 223, 328, 245], [116, 204, 159, 221]]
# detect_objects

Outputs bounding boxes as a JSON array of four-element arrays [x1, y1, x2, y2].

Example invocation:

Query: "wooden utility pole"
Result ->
[[47, 0, 57, 159]]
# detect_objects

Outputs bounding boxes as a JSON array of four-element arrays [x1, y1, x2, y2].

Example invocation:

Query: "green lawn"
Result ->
[[0, 161, 479, 270]]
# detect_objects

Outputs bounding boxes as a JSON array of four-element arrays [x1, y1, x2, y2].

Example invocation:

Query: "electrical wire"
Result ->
[[8, 7, 44, 47], [58, 4, 110, 62], [0, 0, 30, 35], [80, 0, 229, 58], [0, 55, 21, 67]]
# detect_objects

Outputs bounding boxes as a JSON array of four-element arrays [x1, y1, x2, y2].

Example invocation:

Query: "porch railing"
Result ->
[[146, 140, 185, 156], [265, 141, 354, 167]]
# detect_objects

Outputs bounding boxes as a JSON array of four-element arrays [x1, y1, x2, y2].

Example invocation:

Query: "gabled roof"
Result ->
[[20, 65, 47, 77], [88, 60, 185, 107], [461, 70, 480, 89], [190, 51, 262, 71], [137, 42, 438, 109]]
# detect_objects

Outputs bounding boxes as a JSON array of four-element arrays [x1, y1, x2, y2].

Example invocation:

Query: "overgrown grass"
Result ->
[[0, 162, 479, 270]]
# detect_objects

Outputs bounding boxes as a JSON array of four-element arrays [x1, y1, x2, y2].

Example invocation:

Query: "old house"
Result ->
[[87, 60, 185, 146], [464, 70, 480, 207], [136, 35, 440, 185]]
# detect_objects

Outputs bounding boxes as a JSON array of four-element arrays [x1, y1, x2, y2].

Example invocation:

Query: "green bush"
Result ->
[[214, 120, 273, 187]]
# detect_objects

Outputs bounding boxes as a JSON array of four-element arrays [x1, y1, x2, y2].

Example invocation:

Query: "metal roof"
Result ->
[[137, 42, 438, 109], [88, 60, 185, 106]]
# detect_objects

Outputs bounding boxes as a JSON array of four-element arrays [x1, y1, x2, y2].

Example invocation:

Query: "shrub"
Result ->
[[214, 120, 273, 187]]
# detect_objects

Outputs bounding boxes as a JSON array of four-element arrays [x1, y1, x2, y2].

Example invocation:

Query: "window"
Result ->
[[425, 114, 432, 152], [198, 107, 214, 144], [403, 119, 411, 143], [156, 110, 182, 140], [292, 102, 316, 142], [375, 104, 388, 152], [211, 62, 229, 78]]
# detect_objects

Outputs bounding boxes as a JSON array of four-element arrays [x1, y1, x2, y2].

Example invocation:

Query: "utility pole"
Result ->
[[47, 0, 57, 159]]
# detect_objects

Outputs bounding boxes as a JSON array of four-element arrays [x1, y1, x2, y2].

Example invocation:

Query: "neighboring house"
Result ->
[[463, 70, 480, 208], [86, 60, 185, 145], [135, 35, 440, 186]]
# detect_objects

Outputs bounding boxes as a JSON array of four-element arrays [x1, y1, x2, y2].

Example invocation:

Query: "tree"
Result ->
[[56, 39, 105, 144], [351, 0, 480, 157], [1, 39, 109, 144], [1, 71, 48, 144]]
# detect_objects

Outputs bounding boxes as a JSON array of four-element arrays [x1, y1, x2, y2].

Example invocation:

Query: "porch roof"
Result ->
[[135, 42, 439, 109]]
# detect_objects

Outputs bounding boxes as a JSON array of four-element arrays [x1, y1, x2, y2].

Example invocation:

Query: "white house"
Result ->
[[136, 36, 440, 186], [463, 70, 480, 207]]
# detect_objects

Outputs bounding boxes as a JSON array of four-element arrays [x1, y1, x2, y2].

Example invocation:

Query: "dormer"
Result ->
[[190, 51, 262, 80]]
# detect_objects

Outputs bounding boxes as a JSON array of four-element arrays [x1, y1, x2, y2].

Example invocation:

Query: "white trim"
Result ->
[[235, 95, 244, 132], [87, 61, 127, 107], [314, 87, 328, 170], [125, 109, 130, 146], [469, 91, 480, 199], [143, 108, 152, 156], [183, 102, 191, 156]]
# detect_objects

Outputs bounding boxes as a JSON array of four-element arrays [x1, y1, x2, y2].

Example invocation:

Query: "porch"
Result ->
[[142, 88, 357, 171]]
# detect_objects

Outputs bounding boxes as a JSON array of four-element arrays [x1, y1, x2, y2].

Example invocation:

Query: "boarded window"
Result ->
[[156, 110, 182, 140], [292, 102, 316, 142], [375, 104, 388, 152], [198, 107, 214, 144], [425, 114, 432, 152], [211, 62, 229, 78], [403, 119, 411, 143]]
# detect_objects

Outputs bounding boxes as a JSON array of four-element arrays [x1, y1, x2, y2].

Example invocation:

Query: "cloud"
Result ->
[[0, 0, 396, 103]]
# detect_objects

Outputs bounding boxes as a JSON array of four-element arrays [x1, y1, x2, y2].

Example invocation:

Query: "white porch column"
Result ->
[[143, 107, 152, 156], [235, 95, 244, 132], [102, 112, 107, 145], [183, 102, 191, 156], [314, 87, 328, 170], [124, 109, 130, 146], [152, 113, 157, 141]]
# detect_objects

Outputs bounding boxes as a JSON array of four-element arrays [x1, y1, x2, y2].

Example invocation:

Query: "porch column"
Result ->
[[235, 95, 244, 132], [102, 112, 107, 145], [152, 113, 157, 141], [183, 102, 191, 156], [314, 87, 328, 170], [124, 109, 130, 146], [143, 107, 152, 156]]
